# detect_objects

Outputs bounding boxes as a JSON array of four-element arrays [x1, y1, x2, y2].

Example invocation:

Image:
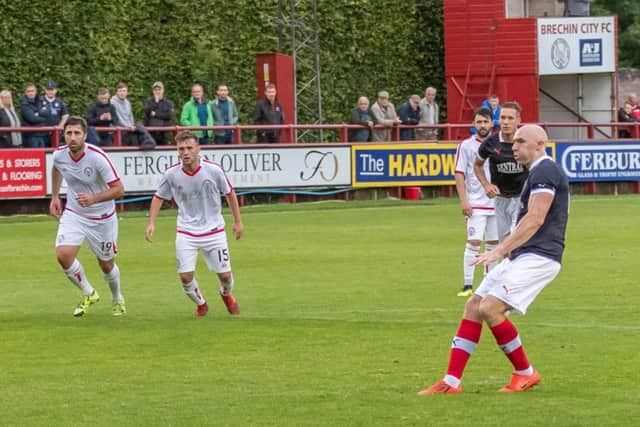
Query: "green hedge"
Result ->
[[0, 0, 444, 135]]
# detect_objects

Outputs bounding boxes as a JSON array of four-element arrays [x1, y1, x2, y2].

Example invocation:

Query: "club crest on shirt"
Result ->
[[83, 167, 93, 177], [202, 179, 216, 199]]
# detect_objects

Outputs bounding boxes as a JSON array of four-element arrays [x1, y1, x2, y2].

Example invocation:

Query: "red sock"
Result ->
[[446, 318, 483, 380], [490, 318, 530, 371]]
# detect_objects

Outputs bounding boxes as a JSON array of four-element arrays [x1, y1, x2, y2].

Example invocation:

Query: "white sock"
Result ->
[[485, 243, 498, 272], [219, 274, 234, 296], [444, 374, 461, 388], [463, 244, 480, 287], [63, 259, 95, 296], [515, 365, 534, 376], [183, 278, 206, 305], [104, 264, 123, 301]]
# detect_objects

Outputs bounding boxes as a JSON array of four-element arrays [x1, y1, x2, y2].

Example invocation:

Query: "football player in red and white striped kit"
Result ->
[[145, 130, 244, 317], [50, 116, 126, 317]]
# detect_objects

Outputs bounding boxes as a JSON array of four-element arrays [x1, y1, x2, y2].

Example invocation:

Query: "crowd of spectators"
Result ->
[[2, 80, 640, 148], [0, 80, 249, 148]]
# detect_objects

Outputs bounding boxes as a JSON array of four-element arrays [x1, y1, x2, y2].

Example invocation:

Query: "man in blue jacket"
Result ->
[[20, 82, 47, 148]]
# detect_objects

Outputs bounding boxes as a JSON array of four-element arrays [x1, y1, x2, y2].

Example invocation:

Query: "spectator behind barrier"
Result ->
[[0, 89, 22, 148], [481, 94, 501, 128], [86, 87, 119, 146], [40, 80, 70, 147], [617, 100, 638, 138], [111, 82, 137, 146], [253, 83, 284, 143], [143, 81, 175, 145], [210, 84, 239, 145], [416, 87, 439, 140], [627, 93, 640, 121], [349, 96, 375, 142], [397, 94, 422, 141], [370, 90, 401, 142], [19, 82, 47, 148], [180, 83, 213, 145]]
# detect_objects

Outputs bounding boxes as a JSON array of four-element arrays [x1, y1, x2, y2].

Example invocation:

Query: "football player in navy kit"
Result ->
[[419, 124, 569, 395], [473, 101, 527, 242]]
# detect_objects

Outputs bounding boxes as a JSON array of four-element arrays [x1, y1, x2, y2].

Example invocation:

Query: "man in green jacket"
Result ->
[[180, 84, 213, 144], [210, 84, 239, 145]]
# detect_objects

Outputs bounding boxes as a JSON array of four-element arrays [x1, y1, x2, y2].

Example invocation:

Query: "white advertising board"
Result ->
[[45, 145, 352, 194], [537, 16, 615, 75]]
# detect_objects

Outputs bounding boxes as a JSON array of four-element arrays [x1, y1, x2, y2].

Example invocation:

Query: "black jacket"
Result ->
[[143, 97, 175, 126], [86, 102, 119, 127], [0, 109, 11, 147]]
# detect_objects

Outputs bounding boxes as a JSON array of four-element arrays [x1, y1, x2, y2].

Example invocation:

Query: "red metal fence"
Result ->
[[2, 122, 640, 147]]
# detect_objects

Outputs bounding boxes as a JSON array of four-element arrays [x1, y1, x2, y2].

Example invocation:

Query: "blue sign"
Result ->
[[556, 141, 640, 182], [352, 143, 458, 187], [580, 39, 602, 66]]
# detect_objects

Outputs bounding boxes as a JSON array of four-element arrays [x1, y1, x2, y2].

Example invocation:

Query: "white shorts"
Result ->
[[466, 213, 498, 242], [475, 253, 561, 315], [55, 210, 118, 261], [495, 196, 520, 242], [175, 231, 231, 274]]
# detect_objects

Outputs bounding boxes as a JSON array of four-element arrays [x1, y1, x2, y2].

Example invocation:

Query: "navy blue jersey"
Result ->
[[477, 133, 528, 197], [510, 156, 569, 263]]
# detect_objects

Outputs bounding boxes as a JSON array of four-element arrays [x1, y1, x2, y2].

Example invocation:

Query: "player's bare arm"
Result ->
[[473, 192, 553, 265], [145, 196, 164, 242], [474, 157, 500, 198], [49, 166, 63, 217], [76, 181, 125, 207], [225, 190, 244, 240], [454, 173, 472, 217]]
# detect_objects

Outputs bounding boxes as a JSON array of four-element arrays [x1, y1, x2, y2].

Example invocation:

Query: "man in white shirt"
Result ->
[[145, 130, 244, 317], [454, 108, 498, 297], [50, 116, 126, 317]]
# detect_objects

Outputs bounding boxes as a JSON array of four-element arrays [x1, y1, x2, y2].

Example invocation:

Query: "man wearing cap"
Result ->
[[143, 81, 175, 145], [40, 80, 70, 147], [370, 90, 401, 142]]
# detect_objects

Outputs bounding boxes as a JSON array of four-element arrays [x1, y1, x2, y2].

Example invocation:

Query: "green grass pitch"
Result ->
[[1, 196, 639, 426]]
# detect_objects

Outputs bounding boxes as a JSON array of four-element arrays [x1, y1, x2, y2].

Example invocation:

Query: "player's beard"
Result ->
[[476, 128, 490, 138]]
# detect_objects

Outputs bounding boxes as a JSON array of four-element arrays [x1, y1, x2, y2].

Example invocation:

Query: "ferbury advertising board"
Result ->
[[45, 145, 352, 194], [538, 16, 615, 75]]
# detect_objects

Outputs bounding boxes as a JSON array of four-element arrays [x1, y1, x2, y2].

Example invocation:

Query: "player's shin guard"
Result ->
[[220, 274, 234, 296], [103, 264, 123, 301], [463, 244, 480, 286], [64, 259, 95, 296], [484, 243, 498, 273], [183, 278, 206, 305], [490, 318, 532, 374], [445, 318, 482, 387]]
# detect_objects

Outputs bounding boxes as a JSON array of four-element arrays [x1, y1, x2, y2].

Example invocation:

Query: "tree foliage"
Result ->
[[0, 0, 444, 134], [592, 0, 640, 68]]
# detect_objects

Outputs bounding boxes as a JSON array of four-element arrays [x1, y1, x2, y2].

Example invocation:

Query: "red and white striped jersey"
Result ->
[[155, 159, 233, 236], [455, 135, 495, 214], [53, 143, 120, 219]]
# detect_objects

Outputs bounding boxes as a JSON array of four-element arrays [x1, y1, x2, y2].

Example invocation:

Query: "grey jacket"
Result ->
[[110, 95, 134, 127]]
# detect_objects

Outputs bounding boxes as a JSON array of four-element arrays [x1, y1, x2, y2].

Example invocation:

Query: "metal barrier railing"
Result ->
[[1, 121, 639, 147]]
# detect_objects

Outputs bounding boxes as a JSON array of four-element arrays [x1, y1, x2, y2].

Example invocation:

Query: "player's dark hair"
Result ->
[[64, 116, 87, 133], [473, 107, 493, 121], [175, 130, 198, 144], [501, 101, 522, 116]]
